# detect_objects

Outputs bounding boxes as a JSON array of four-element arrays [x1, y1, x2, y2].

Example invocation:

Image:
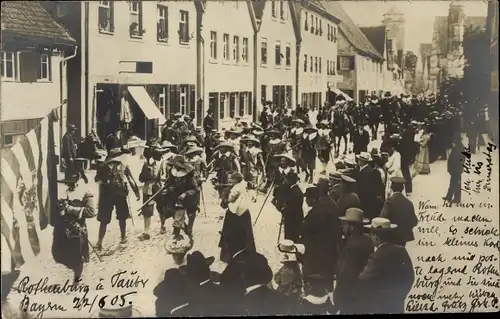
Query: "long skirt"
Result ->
[[415, 146, 430, 175], [218, 210, 256, 263]]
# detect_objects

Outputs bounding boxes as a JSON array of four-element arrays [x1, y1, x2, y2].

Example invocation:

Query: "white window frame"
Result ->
[[38, 54, 50, 81], [275, 41, 282, 66], [1, 51, 16, 80], [244, 93, 250, 115], [157, 5, 169, 42], [261, 38, 268, 65], [128, 1, 141, 37], [242, 37, 249, 63], [3, 134, 15, 147], [223, 33, 230, 61], [280, 1, 285, 20], [271, 1, 277, 19], [285, 43, 291, 68], [180, 86, 188, 115], [98, 1, 113, 33], [179, 10, 189, 44], [340, 56, 350, 70], [158, 87, 166, 115], [210, 31, 218, 60], [233, 36, 240, 63]]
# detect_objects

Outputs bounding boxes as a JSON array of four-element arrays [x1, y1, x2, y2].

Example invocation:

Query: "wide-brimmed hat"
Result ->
[[157, 140, 178, 152], [356, 151, 372, 162], [329, 171, 342, 181], [304, 124, 318, 134], [167, 155, 194, 176], [340, 174, 356, 183], [215, 142, 235, 152], [108, 146, 131, 157], [227, 128, 242, 136], [153, 268, 189, 298], [241, 135, 260, 144], [278, 239, 305, 255], [127, 136, 146, 149], [252, 128, 264, 136], [364, 217, 398, 231], [183, 146, 204, 156], [182, 136, 202, 146], [265, 129, 281, 137], [339, 208, 369, 224], [291, 118, 305, 125], [273, 153, 296, 165], [390, 176, 405, 184], [384, 92, 391, 97], [179, 251, 215, 283], [242, 252, 273, 286], [91, 304, 141, 318], [316, 120, 329, 129], [305, 186, 320, 198]]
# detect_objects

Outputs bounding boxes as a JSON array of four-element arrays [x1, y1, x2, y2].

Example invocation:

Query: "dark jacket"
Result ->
[[356, 165, 384, 221], [243, 285, 291, 315], [333, 233, 373, 314], [282, 184, 304, 242], [187, 280, 224, 316], [219, 250, 252, 315], [352, 129, 370, 154], [358, 243, 415, 314], [318, 195, 342, 272], [447, 142, 464, 175], [337, 192, 360, 217], [380, 192, 418, 245], [61, 132, 77, 161]]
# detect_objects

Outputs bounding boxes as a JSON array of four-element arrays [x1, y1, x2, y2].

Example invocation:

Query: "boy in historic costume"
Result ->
[[270, 153, 298, 212], [213, 142, 241, 207], [316, 120, 333, 175], [226, 128, 243, 155], [155, 140, 179, 233], [52, 190, 96, 283], [138, 143, 161, 241], [95, 147, 140, 249], [262, 130, 286, 193], [184, 147, 207, 235], [302, 125, 319, 183], [241, 135, 265, 192], [289, 118, 305, 173]]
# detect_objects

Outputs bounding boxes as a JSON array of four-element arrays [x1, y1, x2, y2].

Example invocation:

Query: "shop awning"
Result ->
[[333, 88, 354, 102], [127, 86, 166, 125]]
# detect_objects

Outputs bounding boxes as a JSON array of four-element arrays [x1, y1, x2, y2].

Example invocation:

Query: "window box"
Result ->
[[129, 1, 144, 38]]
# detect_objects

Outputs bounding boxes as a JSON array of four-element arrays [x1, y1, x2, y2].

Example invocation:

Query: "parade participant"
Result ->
[[203, 108, 215, 134], [334, 208, 372, 314], [160, 119, 178, 143], [62, 124, 88, 190], [138, 143, 161, 241], [184, 115, 195, 132], [337, 175, 361, 217], [300, 185, 338, 292], [163, 155, 199, 239], [359, 218, 415, 314], [380, 177, 418, 247], [262, 130, 286, 193], [398, 124, 417, 195], [219, 172, 256, 263], [368, 95, 381, 140], [299, 274, 335, 315], [273, 240, 305, 303], [384, 137, 403, 197], [414, 123, 431, 175], [227, 128, 242, 155], [302, 124, 318, 183], [316, 120, 333, 174], [241, 135, 265, 191], [95, 146, 140, 249], [289, 118, 305, 173], [180, 135, 202, 155], [52, 191, 96, 283], [212, 142, 240, 213], [352, 123, 370, 155], [155, 141, 179, 233], [443, 134, 464, 204], [381, 92, 392, 134], [193, 126, 205, 145], [280, 170, 304, 243], [328, 171, 343, 203], [356, 152, 384, 221], [184, 147, 207, 235]]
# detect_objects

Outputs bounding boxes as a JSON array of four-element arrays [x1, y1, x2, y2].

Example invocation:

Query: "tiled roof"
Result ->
[[360, 25, 386, 56], [319, 1, 383, 60], [464, 16, 487, 30], [432, 16, 448, 55], [1, 1, 75, 47]]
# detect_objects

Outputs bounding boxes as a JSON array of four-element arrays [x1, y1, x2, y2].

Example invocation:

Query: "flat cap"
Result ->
[[390, 176, 405, 184]]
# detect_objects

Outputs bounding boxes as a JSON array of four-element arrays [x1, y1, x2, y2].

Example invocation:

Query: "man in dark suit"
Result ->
[[443, 135, 465, 203], [352, 123, 370, 155], [219, 249, 253, 315], [397, 125, 416, 195], [242, 252, 290, 315], [328, 171, 343, 203], [334, 208, 373, 314], [337, 175, 360, 216], [355, 152, 384, 221], [358, 218, 415, 314], [380, 177, 418, 247], [62, 124, 88, 189], [281, 171, 304, 242]]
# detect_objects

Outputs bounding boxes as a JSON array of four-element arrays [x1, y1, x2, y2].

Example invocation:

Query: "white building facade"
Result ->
[[202, 1, 255, 130], [296, 1, 343, 109]]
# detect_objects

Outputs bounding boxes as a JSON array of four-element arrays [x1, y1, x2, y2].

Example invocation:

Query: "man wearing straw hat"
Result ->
[[334, 208, 373, 314], [273, 239, 306, 302], [358, 217, 415, 314]]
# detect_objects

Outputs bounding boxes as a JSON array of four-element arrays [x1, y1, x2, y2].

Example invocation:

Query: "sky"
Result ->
[[340, 0, 488, 53]]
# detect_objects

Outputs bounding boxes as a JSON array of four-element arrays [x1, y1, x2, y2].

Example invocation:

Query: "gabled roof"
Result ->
[[360, 26, 386, 56], [1, 1, 75, 48], [432, 16, 448, 55], [319, 1, 383, 60], [464, 16, 487, 30]]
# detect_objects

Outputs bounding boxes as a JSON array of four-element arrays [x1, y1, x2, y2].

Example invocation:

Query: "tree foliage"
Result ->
[[404, 51, 418, 72]]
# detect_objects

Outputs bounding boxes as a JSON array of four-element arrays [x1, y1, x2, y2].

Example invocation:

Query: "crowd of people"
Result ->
[[1, 90, 474, 317]]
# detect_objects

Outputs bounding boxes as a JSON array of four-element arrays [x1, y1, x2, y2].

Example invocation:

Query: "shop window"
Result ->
[[180, 85, 188, 115], [239, 93, 245, 117], [229, 93, 236, 118]]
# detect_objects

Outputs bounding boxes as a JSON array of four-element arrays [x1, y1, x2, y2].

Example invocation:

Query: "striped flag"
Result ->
[[1, 109, 59, 272]]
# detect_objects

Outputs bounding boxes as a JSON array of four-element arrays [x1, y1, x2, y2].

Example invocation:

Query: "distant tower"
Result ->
[[382, 5, 406, 52], [447, 3, 466, 77]]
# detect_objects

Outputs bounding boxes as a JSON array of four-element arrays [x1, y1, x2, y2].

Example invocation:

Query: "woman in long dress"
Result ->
[[218, 172, 256, 263], [384, 142, 403, 197], [414, 126, 431, 175]]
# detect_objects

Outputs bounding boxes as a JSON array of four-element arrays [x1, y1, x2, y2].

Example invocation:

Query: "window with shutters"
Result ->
[[311, 15, 315, 34], [327, 60, 330, 75], [210, 31, 217, 60], [333, 26, 337, 42], [275, 41, 281, 66], [220, 93, 227, 119], [229, 93, 236, 118], [242, 37, 249, 62], [179, 10, 190, 44], [98, 1, 114, 33], [1, 52, 16, 80], [223, 34, 230, 60], [157, 5, 169, 42], [327, 25, 331, 41], [332, 61, 336, 75], [285, 43, 291, 68], [319, 19, 323, 36], [19, 51, 39, 83], [38, 54, 50, 81], [180, 85, 188, 114], [261, 38, 267, 65], [304, 54, 308, 72], [314, 57, 318, 73], [239, 92, 245, 117], [340, 56, 350, 70], [248, 92, 253, 115], [128, 1, 143, 38], [158, 86, 167, 115], [233, 36, 240, 62]]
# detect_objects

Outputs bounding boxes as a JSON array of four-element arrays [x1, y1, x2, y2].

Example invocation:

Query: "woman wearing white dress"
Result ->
[[384, 142, 403, 197]]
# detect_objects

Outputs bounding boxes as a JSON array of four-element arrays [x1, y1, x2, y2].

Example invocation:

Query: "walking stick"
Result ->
[[277, 217, 284, 244], [253, 180, 275, 226], [200, 185, 207, 217], [88, 239, 103, 262]]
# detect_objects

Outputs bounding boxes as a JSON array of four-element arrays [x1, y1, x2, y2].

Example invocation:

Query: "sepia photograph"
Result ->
[[0, 0, 498, 317]]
